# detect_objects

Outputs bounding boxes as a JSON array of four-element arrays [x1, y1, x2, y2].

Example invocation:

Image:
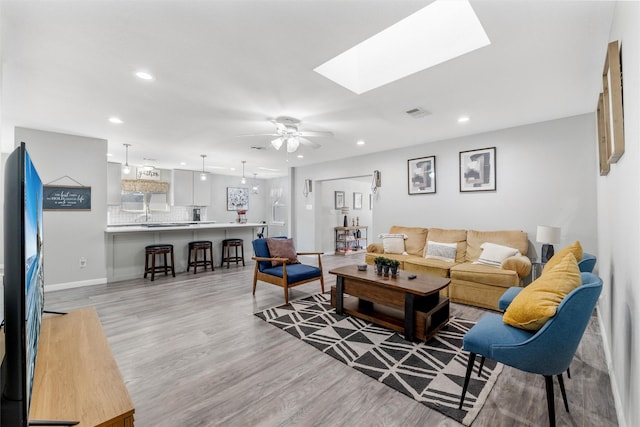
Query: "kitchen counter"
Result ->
[[105, 222, 267, 282], [105, 222, 265, 233]]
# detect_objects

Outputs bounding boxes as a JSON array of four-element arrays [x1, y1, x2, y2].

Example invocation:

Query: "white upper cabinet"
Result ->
[[107, 162, 122, 205], [171, 169, 210, 206]]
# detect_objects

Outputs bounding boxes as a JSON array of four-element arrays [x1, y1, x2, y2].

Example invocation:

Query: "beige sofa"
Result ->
[[365, 226, 531, 310]]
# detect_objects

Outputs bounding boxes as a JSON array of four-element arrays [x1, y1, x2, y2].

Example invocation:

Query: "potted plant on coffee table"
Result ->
[[374, 256, 385, 275], [389, 260, 400, 278]]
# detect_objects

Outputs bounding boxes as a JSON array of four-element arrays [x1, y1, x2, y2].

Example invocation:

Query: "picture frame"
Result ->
[[596, 92, 610, 176], [459, 147, 496, 192], [227, 187, 249, 211], [602, 40, 624, 164], [407, 156, 436, 195], [334, 191, 345, 209], [353, 192, 363, 209]]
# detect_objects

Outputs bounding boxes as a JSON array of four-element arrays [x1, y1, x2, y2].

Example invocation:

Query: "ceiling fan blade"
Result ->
[[298, 137, 321, 149], [299, 130, 334, 138], [286, 137, 300, 153], [271, 137, 284, 150]]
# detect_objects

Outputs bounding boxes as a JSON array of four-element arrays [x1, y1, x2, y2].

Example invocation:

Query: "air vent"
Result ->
[[251, 145, 266, 150], [405, 107, 431, 119]]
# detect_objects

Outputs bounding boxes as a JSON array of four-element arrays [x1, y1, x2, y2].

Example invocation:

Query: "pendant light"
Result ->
[[241, 160, 247, 184], [122, 143, 131, 175], [200, 154, 207, 181]]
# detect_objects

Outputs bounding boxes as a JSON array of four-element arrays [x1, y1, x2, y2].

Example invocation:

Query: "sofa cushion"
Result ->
[[266, 238, 300, 267], [261, 263, 322, 284], [389, 226, 428, 256], [451, 262, 520, 287], [379, 233, 408, 254], [542, 241, 583, 274], [474, 242, 520, 267], [503, 253, 581, 331], [424, 241, 457, 262], [466, 229, 528, 262], [404, 257, 453, 278], [425, 228, 467, 262]]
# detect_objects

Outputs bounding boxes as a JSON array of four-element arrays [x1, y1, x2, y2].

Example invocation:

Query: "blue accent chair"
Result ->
[[251, 238, 325, 304], [458, 272, 603, 427]]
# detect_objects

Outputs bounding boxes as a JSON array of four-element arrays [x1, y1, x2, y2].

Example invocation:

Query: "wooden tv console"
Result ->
[[29, 307, 135, 427]]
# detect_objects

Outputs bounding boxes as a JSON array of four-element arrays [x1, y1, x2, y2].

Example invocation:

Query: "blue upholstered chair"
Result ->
[[498, 252, 597, 311], [458, 272, 603, 427], [251, 238, 324, 304]]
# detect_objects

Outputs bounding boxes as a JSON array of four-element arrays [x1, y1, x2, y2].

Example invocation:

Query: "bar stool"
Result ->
[[187, 240, 214, 274], [221, 238, 245, 268], [144, 244, 175, 281]]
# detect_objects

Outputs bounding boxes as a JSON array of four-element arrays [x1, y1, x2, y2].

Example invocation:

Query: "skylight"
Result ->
[[314, 0, 490, 94]]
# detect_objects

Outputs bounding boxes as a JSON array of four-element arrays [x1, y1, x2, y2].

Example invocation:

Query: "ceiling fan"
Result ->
[[244, 116, 334, 153]]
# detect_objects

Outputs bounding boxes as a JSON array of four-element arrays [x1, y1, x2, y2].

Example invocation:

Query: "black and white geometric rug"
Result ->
[[255, 293, 502, 426]]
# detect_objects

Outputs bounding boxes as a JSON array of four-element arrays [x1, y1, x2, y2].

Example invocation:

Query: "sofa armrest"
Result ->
[[366, 243, 383, 253], [501, 255, 532, 278]]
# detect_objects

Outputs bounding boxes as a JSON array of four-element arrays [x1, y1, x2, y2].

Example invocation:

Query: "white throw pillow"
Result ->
[[474, 242, 520, 267], [424, 241, 457, 262], [379, 233, 408, 255]]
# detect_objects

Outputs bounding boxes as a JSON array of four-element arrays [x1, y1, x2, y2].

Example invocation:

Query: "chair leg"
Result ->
[[459, 352, 476, 410], [241, 244, 245, 266], [557, 374, 569, 412], [478, 356, 486, 377], [163, 252, 169, 276], [544, 375, 556, 427], [284, 283, 289, 304], [194, 248, 199, 274], [170, 248, 175, 277], [187, 247, 192, 272], [151, 253, 156, 281], [252, 265, 258, 295], [144, 252, 149, 278], [566, 366, 571, 379]]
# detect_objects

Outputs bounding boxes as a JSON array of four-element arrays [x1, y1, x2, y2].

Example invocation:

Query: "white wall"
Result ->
[[206, 173, 267, 224], [294, 114, 598, 260], [597, 3, 640, 426], [15, 127, 108, 289]]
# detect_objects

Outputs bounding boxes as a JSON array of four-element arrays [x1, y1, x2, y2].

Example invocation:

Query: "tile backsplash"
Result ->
[[108, 205, 208, 224]]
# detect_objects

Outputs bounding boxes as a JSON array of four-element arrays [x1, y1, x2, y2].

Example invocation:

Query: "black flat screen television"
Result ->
[[1, 142, 45, 427]]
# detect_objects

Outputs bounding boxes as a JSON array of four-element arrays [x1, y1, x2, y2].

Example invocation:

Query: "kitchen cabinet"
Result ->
[[107, 162, 122, 205], [171, 169, 211, 206]]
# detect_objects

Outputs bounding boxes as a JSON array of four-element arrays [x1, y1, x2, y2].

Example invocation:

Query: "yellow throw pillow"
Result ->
[[503, 252, 581, 331], [542, 241, 583, 274]]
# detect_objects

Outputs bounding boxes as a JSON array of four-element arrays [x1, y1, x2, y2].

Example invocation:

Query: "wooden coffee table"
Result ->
[[329, 265, 450, 342]]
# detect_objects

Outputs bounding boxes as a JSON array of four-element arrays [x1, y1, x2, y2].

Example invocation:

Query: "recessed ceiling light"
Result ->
[[314, 0, 490, 94], [458, 116, 470, 123], [180, 162, 187, 166], [230, 167, 236, 171], [357, 140, 365, 146], [109, 117, 123, 124], [106, 153, 113, 157], [297, 154, 304, 158], [135, 71, 154, 80]]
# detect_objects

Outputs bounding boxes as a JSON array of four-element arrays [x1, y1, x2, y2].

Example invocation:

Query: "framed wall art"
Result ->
[[596, 92, 610, 176], [602, 40, 624, 163], [227, 187, 249, 211], [459, 147, 496, 192], [407, 156, 436, 194], [353, 192, 363, 209], [334, 191, 345, 209]]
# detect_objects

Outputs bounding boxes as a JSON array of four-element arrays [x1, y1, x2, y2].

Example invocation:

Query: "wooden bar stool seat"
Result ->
[[144, 244, 175, 281], [221, 238, 245, 269], [188, 240, 214, 274]]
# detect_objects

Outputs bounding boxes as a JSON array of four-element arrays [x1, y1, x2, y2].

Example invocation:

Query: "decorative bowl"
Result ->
[[357, 264, 367, 271]]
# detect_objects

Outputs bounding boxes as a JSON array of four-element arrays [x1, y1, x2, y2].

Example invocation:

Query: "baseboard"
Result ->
[[596, 304, 627, 427], [45, 277, 107, 292]]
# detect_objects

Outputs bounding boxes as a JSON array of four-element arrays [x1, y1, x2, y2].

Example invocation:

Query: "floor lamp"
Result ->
[[536, 225, 561, 263]]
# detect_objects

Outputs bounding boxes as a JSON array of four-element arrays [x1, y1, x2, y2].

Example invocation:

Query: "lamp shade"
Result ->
[[536, 225, 561, 244], [341, 206, 350, 215]]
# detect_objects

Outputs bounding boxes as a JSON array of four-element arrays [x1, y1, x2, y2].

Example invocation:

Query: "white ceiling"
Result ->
[[0, 0, 614, 178]]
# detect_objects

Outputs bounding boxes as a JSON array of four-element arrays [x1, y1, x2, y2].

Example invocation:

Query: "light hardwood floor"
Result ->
[[44, 254, 617, 427]]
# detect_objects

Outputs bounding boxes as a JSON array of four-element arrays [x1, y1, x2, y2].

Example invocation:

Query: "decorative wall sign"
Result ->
[[43, 185, 92, 210], [459, 147, 496, 192], [136, 168, 161, 180], [227, 187, 249, 211], [408, 156, 436, 194]]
